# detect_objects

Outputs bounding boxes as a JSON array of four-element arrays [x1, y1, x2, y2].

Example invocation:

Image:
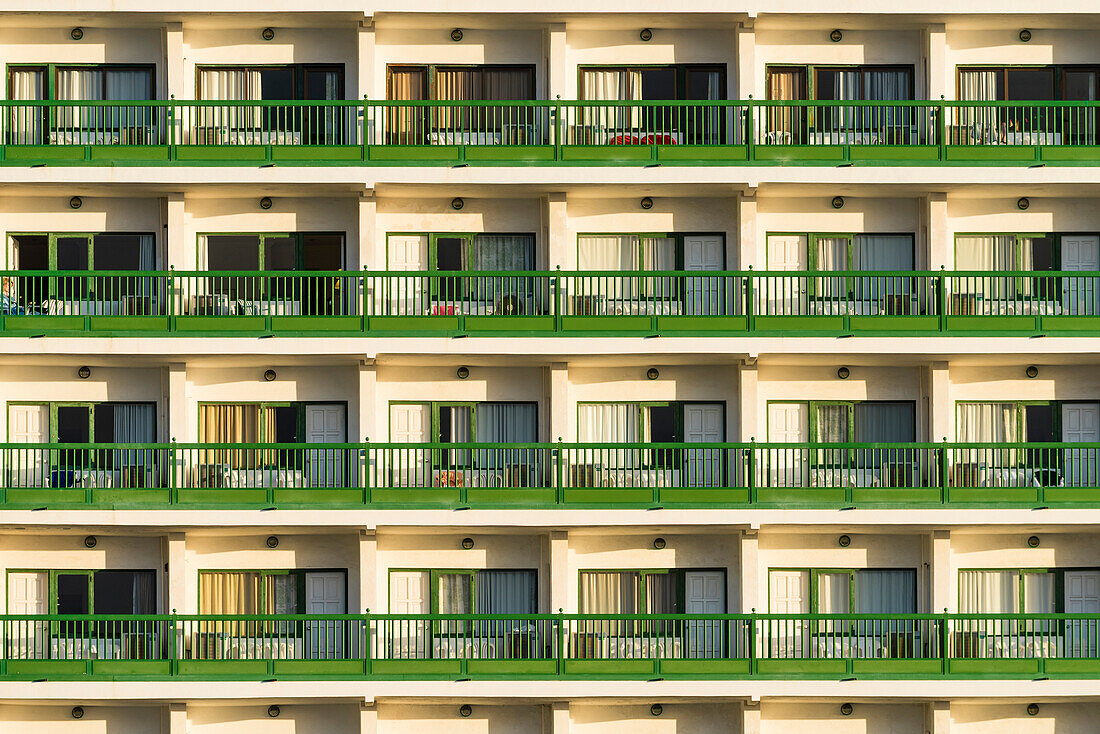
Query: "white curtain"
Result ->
[[578, 403, 639, 470], [57, 70, 102, 101], [960, 70, 1000, 102], [475, 570, 537, 614], [475, 403, 537, 443], [959, 70, 1000, 139], [815, 404, 849, 443], [864, 70, 908, 102], [956, 235, 1026, 271], [437, 573, 472, 614], [1024, 572, 1056, 613], [581, 69, 642, 135], [855, 570, 916, 613], [815, 236, 849, 300], [960, 570, 1019, 613], [817, 572, 850, 613], [105, 70, 151, 100], [958, 402, 1019, 443], [10, 69, 42, 100], [578, 235, 637, 270], [579, 571, 639, 614], [9, 68, 44, 145], [199, 69, 262, 131], [855, 235, 913, 271]]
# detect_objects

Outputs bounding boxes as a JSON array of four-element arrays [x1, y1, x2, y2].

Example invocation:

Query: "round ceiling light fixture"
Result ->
[[261, 27, 276, 41], [639, 28, 653, 42], [830, 29, 843, 43], [70, 28, 84, 41], [640, 196, 654, 210], [450, 29, 464, 42]]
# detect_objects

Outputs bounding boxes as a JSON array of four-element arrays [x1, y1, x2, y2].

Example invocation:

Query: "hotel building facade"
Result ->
[[0, 2, 1097, 732]]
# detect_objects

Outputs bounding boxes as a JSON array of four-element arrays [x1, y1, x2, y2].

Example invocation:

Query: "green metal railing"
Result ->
[[1, 612, 1097, 679], [1, 441, 1097, 508], [2, 270, 1098, 335], [0, 99, 1095, 166]]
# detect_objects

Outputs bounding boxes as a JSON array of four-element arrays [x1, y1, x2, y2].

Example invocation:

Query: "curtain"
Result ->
[[864, 70, 908, 102], [581, 69, 642, 134], [10, 69, 44, 145], [104, 70, 151, 100], [467, 235, 535, 309], [267, 575, 299, 614], [1024, 572, 1056, 613], [645, 573, 676, 614], [475, 570, 537, 614], [958, 402, 1020, 474], [475, 402, 537, 470], [437, 573, 473, 614], [578, 235, 636, 270], [200, 404, 274, 469], [959, 570, 1018, 613], [817, 572, 851, 613], [200, 572, 262, 614], [387, 67, 427, 143], [132, 571, 155, 614], [579, 571, 639, 614], [960, 70, 1000, 101], [579, 404, 639, 443], [855, 403, 915, 443], [199, 69, 262, 132], [766, 68, 804, 141], [105, 70, 153, 131], [111, 403, 155, 443], [955, 235, 1026, 302], [855, 570, 916, 613], [854, 235, 915, 306], [816, 404, 849, 443], [483, 68, 533, 100], [959, 70, 1000, 138], [56, 70, 101, 134], [815, 236, 849, 301]]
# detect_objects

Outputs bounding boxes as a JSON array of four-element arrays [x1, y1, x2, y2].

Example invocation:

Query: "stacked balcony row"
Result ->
[[0, 192, 1097, 336]]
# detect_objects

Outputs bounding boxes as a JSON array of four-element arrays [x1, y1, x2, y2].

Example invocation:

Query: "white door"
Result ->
[[7, 571, 48, 659], [767, 403, 808, 487], [385, 235, 428, 314], [305, 572, 347, 659], [683, 235, 725, 316], [768, 570, 809, 658], [305, 404, 347, 488], [1060, 235, 1100, 315], [684, 403, 724, 487], [389, 403, 430, 487], [764, 234, 808, 316], [685, 571, 726, 658], [1062, 403, 1100, 487], [8, 404, 48, 487], [388, 571, 429, 659], [1064, 570, 1100, 657]]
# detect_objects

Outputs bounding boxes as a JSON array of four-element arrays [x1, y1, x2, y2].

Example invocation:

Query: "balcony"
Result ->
[[1, 270, 1097, 337], [1, 612, 1096, 680], [0, 100, 1096, 166], [0, 441, 1095, 509]]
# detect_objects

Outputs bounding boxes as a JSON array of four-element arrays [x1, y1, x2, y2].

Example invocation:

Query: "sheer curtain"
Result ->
[[959, 70, 1001, 140], [199, 69, 262, 133], [855, 235, 915, 307], [957, 402, 1018, 443], [815, 404, 849, 443], [475, 570, 537, 614], [579, 403, 639, 471], [475, 403, 537, 443], [959, 570, 1018, 613], [579, 571, 639, 614], [10, 69, 44, 145], [200, 404, 273, 468], [817, 572, 851, 613], [854, 402, 915, 443], [437, 573, 472, 614], [955, 235, 1026, 303], [855, 570, 916, 613], [267, 575, 299, 614], [578, 235, 636, 270], [581, 69, 642, 136], [468, 235, 536, 310], [815, 236, 849, 301], [200, 572, 262, 614], [56, 69, 101, 136], [112, 403, 155, 443]]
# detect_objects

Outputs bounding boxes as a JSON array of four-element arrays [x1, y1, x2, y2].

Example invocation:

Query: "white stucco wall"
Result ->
[[760, 701, 925, 734], [0, 704, 165, 734], [570, 702, 741, 734]]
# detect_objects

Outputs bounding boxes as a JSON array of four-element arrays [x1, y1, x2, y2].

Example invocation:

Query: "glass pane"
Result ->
[[304, 69, 342, 101], [92, 571, 155, 614], [816, 572, 850, 613], [686, 69, 722, 100], [645, 573, 676, 614], [436, 238, 465, 270], [93, 234, 146, 270], [579, 571, 639, 614], [854, 402, 916, 443], [57, 405, 91, 443], [437, 573, 472, 614], [1024, 404, 1056, 442], [854, 569, 916, 613], [640, 68, 676, 100], [56, 237, 89, 271], [301, 234, 344, 270], [1006, 68, 1054, 100], [439, 406, 471, 442], [56, 574, 90, 614], [1023, 573, 1056, 613], [274, 405, 300, 443], [816, 405, 849, 443], [258, 68, 295, 100], [645, 405, 678, 443], [1063, 70, 1099, 102], [206, 236, 260, 271], [267, 575, 300, 614], [264, 236, 296, 271]]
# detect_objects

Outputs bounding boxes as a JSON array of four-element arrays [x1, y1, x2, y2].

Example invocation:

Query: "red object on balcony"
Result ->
[[609, 134, 678, 145], [431, 303, 457, 315]]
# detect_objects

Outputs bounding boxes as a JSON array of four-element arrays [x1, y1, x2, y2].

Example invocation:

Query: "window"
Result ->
[[200, 233, 345, 271], [8, 402, 156, 472], [959, 569, 1057, 614], [388, 65, 535, 102], [579, 569, 726, 636], [41, 569, 156, 636], [771, 569, 917, 614], [199, 570, 347, 614], [9, 65, 154, 102], [430, 569, 538, 614], [200, 403, 346, 442], [391, 402, 538, 445], [198, 65, 344, 101], [579, 65, 725, 102]]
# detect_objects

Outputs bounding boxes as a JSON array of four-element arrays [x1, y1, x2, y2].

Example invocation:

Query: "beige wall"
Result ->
[[951, 702, 1100, 734], [378, 702, 544, 734], [760, 701, 925, 734], [0, 704, 164, 734], [0, 26, 163, 93], [189, 702, 360, 734], [945, 29, 1100, 98], [570, 702, 741, 734]]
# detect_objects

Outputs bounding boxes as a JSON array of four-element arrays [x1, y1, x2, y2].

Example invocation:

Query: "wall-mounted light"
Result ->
[[650, 703, 663, 716], [831, 195, 845, 209], [71, 707, 85, 719], [1017, 197, 1030, 210], [263, 369, 277, 382], [646, 367, 660, 380], [1026, 365, 1039, 379], [69, 196, 83, 209], [1026, 703, 1040, 716], [459, 704, 473, 717], [1027, 535, 1040, 548], [450, 29, 464, 42], [652, 537, 667, 550], [838, 534, 852, 547], [266, 536, 279, 548], [461, 537, 475, 550], [456, 366, 470, 380], [639, 28, 653, 42], [451, 197, 465, 210], [840, 702, 853, 716], [261, 27, 276, 41], [78, 366, 91, 379], [267, 705, 281, 718], [837, 366, 850, 380], [1019, 29, 1033, 43], [640, 197, 654, 210], [70, 28, 84, 41], [259, 196, 273, 210], [84, 536, 97, 548], [830, 29, 843, 43]]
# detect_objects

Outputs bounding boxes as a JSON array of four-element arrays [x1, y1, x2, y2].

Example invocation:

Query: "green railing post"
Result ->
[[748, 438, 757, 505], [169, 609, 179, 677], [361, 96, 369, 163], [556, 437, 565, 505], [940, 439, 950, 505], [939, 608, 949, 676], [169, 439, 177, 505], [362, 438, 371, 506], [937, 96, 947, 162], [748, 609, 757, 676], [554, 267, 563, 333], [167, 97, 177, 160], [556, 608, 565, 676], [364, 608, 372, 676], [745, 268, 755, 333], [745, 96, 755, 162], [362, 268, 370, 334], [554, 97, 563, 162], [937, 267, 947, 333]]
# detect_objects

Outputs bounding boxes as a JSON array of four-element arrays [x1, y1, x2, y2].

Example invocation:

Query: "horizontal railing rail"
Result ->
[[2, 270, 1099, 334], [1, 612, 1097, 679], [0, 99, 1095, 165], [1, 441, 1098, 507]]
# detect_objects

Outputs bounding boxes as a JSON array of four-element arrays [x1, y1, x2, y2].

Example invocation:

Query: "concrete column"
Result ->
[[545, 193, 568, 269], [928, 700, 950, 734], [166, 193, 187, 270], [550, 363, 569, 442], [930, 361, 951, 442], [739, 530, 759, 613], [738, 190, 758, 270], [549, 530, 569, 612], [741, 700, 761, 734], [358, 530, 378, 612], [360, 700, 378, 734], [358, 191, 377, 271], [167, 363, 187, 442], [166, 532, 186, 613], [358, 359, 377, 442], [738, 359, 759, 442], [931, 530, 952, 613], [736, 20, 756, 100], [926, 193, 949, 269], [162, 23, 184, 99], [546, 24, 568, 100], [549, 701, 570, 733], [357, 19, 376, 100], [923, 24, 948, 100], [167, 702, 187, 734]]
